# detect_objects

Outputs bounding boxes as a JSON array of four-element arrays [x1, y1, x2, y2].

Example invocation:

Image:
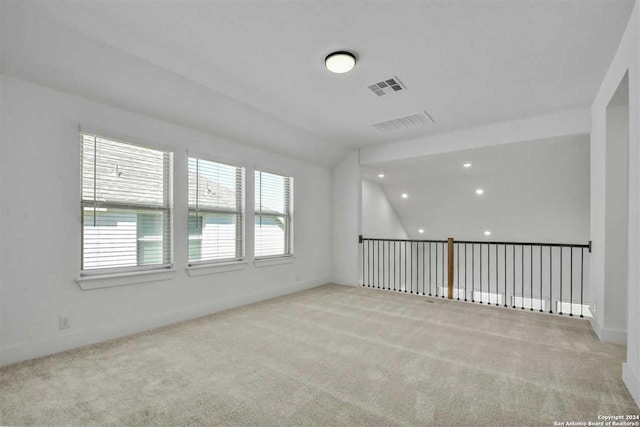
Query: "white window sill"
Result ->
[[186, 261, 248, 277], [254, 256, 295, 268], [76, 268, 176, 290]]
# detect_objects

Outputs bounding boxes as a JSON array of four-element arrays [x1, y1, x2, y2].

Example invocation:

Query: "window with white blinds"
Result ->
[[254, 170, 293, 259], [81, 134, 173, 275], [188, 157, 244, 264]]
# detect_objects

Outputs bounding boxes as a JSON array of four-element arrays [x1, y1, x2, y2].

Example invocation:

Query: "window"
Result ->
[[81, 134, 172, 275], [254, 170, 293, 259], [188, 157, 244, 264]]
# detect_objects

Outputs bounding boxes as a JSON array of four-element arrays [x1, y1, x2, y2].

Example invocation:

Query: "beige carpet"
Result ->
[[1, 284, 638, 426]]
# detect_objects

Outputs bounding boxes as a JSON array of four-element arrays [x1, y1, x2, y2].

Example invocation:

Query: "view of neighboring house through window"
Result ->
[[255, 170, 293, 258], [188, 157, 245, 264], [81, 134, 173, 274]]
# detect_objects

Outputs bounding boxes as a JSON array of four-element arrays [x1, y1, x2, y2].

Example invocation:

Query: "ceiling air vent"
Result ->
[[368, 76, 406, 96], [372, 111, 435, 133]]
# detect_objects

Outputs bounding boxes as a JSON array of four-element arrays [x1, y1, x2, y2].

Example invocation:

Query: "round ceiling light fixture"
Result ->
[[325, 51, 357, 74]]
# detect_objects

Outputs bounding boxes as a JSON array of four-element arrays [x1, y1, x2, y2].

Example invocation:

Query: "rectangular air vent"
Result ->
[[372, 111, 435, 133], [368, 76, 406, 96]]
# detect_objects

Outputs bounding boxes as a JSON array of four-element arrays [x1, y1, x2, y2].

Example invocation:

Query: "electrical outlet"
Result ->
[[58, 316, 70, 330], [592, 301, 597, 313], [295, 274, 301, 282]]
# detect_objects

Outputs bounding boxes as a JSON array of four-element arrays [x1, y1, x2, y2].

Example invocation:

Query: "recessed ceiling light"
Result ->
[[463, 163, 472, 168], [401, 193, 408, 198], [378, 173, 385, 178], [484, 231, 491, 236], [418, 229, 424, 233], [325, 51, 356, 74], [476, 188, 484, 195]]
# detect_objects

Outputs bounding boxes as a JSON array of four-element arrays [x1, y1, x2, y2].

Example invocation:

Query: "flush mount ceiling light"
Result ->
[[476, 188, 484, 195], [463, 163, 472, 168], [418, 229, 424, 234], [401, 193, 408, 199], [325, 51, 356, 74], [378, 173, 385, 178], [484, 231, 492, 236]]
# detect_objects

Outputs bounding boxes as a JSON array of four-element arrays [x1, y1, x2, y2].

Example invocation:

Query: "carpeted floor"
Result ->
[[1, 284, 638, 426]]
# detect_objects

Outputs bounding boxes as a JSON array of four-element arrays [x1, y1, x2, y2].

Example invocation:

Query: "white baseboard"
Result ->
[[623, 363, 640, 407], [0, 278, 329, 367], [590, 316, 627, 345]]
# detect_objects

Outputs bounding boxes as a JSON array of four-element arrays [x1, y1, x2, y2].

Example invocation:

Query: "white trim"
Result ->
[[76, 268, 176, 290], [623, 363, 640, 408], [0, 279, 329, 367], [589, 316, 627, 345], [186, 261, 248, 277], [254, 256, 295, 268]]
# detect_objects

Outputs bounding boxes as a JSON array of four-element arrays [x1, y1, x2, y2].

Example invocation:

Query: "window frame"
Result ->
[[254, 168, 294, 260], [80, 132, 174, 277], [187, 154, 246, 266]]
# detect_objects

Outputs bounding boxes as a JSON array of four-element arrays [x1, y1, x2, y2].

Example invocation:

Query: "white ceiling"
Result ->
[[0, 1, 633, 166], [361, 134, 591, 242]]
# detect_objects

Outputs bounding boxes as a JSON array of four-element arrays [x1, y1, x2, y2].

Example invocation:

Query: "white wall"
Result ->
[[361, 179, 407, 239], [331, 151, 361, 286], [589, 0, 640, 406], [0, 75, 332, 366], [604, 102, 630, 337], [359, 109, 590, 166], [368, 135, 590, 243]]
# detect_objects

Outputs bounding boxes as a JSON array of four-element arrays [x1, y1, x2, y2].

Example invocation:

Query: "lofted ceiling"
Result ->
[[361, 134, 591, 243], [0, 1, 634, 166]]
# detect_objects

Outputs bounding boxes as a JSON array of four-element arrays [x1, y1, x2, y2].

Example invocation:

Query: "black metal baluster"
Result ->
[[436, 243, 439, 297], [399, 241, 402, 292], [512, 245, 516, 308], [503, 245, 507, 307], [362, 239, 365, 286], [422, 242, 426, 295], [539, 245, 543, 312], [404, 241, 408, 292], [569, 247, 575, 316], [521, 245, 524, 310], [489, 244, 492, 304], [416, 242, 420, 295], [480, 244, 483, 303], [530, 245, 533, 311], [387, 241, 390, 290], [472, 244, 475, 303], [393, 241, 396, 291], [495, 244, 499, 306], [409, 242, 413, 293], [382, 240, 387, 289], [377, 240, 381, 289], [369, 240, 372, 287], [559, 247, 563, 315], [464, 243, 468, 301], [442, 242, 445, 298], [549, 246, 553, 314], [429, 242, 432, 296], [580, 248, 584, 318], [457, 244, 460, 300]]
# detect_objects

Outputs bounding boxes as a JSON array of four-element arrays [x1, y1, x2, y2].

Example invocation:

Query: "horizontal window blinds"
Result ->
[[255, 170, 293, 258], [81, 134, 172, 274], [188, 157, 244, 264]]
